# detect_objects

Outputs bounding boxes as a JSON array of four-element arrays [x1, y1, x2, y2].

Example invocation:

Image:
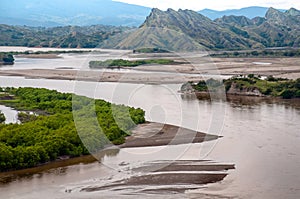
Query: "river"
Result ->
[[0, 76, 299, 198], [0, 47, 130, 70], [0, 47, 299, 198], [0, 105, 19, 124]]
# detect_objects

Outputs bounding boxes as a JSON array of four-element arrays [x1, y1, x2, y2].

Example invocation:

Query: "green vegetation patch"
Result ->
[[0, 87, 145, 171], [210, 49, 300, 58], [224, 76, 300, 98], [185, 75, 300, 99], [0, 111, 5, 124], [133, 48, 170, 53], [0, 53, 14, 64], [89, 59, 175, 68]]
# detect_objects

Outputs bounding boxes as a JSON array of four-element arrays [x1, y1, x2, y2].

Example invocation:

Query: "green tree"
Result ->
[[0, 111, 5, 123]]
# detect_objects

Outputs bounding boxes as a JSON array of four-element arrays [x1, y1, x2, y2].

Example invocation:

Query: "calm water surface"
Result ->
[[0, 105, 19, 124]]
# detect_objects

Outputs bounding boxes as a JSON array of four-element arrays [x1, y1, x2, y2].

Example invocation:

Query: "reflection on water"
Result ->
[[0, 105, 19, 124], [0, 148, 119, 186], [181, 93, 300, 110]]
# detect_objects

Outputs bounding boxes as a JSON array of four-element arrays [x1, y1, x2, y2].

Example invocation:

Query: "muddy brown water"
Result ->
[[0, 76, 299, 198]]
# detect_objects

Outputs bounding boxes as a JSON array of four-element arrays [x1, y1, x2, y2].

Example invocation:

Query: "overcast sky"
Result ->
[[114, 0, 300, 11]]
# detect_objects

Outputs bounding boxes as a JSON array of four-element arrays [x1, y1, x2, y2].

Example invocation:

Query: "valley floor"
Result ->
[[0, 57, 299, 83]]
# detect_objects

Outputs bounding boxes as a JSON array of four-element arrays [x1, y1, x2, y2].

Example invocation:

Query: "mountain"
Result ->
[[1, 7, 300, 50], [0, 0, 151, 27], [111, 7, 300, 50], [215, 7, 300, 47], [0, 1, 292, 28], [199, 6, 286, 20], [110, 8, 262, 50], [286, 8, 300, 16]]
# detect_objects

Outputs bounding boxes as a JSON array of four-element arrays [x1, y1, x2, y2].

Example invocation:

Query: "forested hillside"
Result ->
[[0, 25, 133, 48]]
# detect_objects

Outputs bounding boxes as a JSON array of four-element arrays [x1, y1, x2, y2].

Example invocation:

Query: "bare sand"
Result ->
[[210, 57, 300, 79], [0, 57, 299, 82], [81, 160, 234, 193], [134, 57, 300, 79], [16, 54, 62, 59], [80, 123, 233, 194], [0, 68, 203, 84], [121, 122, 219, 148]]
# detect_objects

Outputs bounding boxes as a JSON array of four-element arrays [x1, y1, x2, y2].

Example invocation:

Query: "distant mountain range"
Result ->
[[109, 7, 300, 50], [198, 6, 286, 20], [1, 5, 299, 50], [0, 0, 290, 27], [0, 0, 151, 27]]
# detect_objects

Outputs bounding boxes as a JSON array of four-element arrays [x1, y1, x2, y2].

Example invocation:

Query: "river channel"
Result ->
[[0, 75, 299, 198]]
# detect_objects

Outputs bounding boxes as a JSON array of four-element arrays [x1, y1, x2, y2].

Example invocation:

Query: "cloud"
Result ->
[[114, 0, 300, 10]]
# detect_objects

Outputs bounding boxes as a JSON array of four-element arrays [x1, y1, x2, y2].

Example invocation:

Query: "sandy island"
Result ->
[[79, 123, 234, 194]]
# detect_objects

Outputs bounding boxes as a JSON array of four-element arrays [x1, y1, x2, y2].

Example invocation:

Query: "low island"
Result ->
[[89, 58, 176, 69], [182, 75, 300, 99]]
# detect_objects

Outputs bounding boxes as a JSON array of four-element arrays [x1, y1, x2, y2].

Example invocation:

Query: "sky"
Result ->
[[114, 0, 300, 11]]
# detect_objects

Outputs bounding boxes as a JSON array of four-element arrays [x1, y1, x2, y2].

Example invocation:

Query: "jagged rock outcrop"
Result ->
[[227, 83, 264, 97]]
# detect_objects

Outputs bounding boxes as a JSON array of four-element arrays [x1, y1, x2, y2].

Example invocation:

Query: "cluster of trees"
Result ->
[[0, 111, 5, 123], [133, 48, 170, 53], [89, 59, 175, 68], [190, 79, 223, 92], [0, 87, 145, 171], [0, 53, 14, 64], [185, 75, 300, 99], [210, 49, 300, 58]]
